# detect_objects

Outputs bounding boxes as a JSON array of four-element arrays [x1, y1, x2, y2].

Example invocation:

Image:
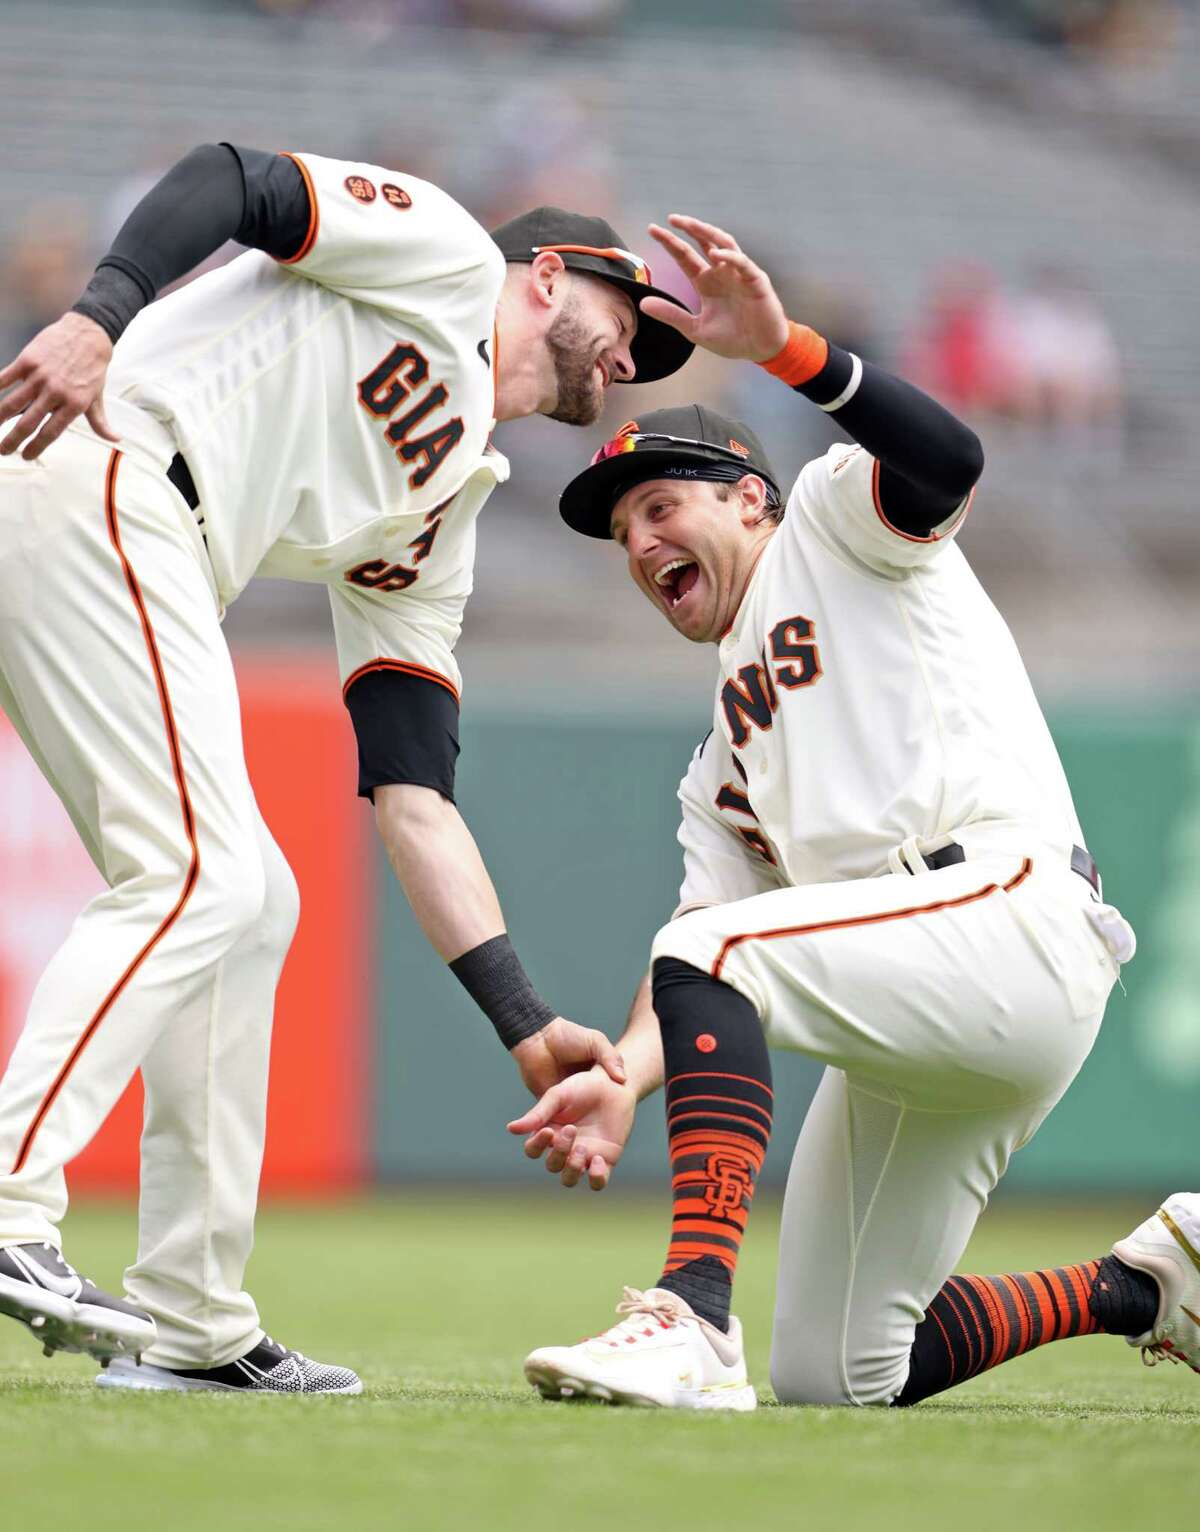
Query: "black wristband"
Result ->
[[449, 934, 556, 1049], [72, 264, 149, 346]]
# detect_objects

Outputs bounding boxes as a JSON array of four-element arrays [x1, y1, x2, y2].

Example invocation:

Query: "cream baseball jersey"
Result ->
[[104, 152, 508, 694], [676, 441, 1086, 908]]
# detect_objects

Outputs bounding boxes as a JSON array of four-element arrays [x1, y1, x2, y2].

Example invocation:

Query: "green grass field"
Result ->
[[1, 1192, 1192, 1531]]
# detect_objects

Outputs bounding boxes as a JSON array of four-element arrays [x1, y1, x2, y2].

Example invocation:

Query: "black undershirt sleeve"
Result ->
[[793, 343, 984, 536], [344, 668, 461, 805], [72, 143, 311, 344]]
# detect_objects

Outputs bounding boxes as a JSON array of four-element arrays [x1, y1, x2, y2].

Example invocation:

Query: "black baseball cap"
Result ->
[[560, 404, 783, 540], [490, 207, 694, 384]]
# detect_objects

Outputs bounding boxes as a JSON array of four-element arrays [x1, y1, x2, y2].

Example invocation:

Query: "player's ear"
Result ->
[[528, 250, 568, 312], [737, 474, 768, 528]]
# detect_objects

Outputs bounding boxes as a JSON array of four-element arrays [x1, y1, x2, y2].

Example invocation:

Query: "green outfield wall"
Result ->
[[372, 707, 1199, 1193]]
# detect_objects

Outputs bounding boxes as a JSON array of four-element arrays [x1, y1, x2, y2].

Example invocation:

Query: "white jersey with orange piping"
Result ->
[[674, 438, 1087, 901], [103, 151, 508, 697]]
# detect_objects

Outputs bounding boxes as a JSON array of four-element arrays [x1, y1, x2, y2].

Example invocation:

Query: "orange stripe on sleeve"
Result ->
[[872, 456, 975, 545], [277, 152, 319, 265], [342, 659, 460, 704]]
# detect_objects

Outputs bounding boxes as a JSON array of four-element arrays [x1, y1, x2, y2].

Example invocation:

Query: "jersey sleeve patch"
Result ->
[[271, 151, 499, 313]]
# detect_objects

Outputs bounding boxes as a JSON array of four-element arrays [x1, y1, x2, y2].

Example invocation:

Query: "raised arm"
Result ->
[[0, 144, 309, 459], [640, 213, 984, 535]]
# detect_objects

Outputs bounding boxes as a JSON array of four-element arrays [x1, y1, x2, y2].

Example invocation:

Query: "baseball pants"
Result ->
[[652, 848, 1122, 1405], [0, 428, 297, 1368]]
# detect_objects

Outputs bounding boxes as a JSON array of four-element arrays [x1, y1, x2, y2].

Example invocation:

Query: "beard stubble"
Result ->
[[544, 292, 606, 426]]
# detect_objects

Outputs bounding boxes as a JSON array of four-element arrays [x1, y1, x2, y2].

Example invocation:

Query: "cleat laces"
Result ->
[[594, 1287, 686, 1344], [585, 1287, 681, 1346], [1139, 1336, 1199, 1372]]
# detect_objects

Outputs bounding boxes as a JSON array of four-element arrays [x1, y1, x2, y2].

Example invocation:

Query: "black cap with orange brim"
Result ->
[[560, 404, 783, 540], [490, 207, 694, 384]]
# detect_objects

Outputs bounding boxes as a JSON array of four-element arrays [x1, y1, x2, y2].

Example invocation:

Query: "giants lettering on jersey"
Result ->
[[343, 497, 451, 595], [715, 776, 777, 866], [357, 342, 465, 489], [721, 614, 822, 749]]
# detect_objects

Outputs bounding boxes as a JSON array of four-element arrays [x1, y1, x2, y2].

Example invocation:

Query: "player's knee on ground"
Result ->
[[770, 1320, 910, 1407]]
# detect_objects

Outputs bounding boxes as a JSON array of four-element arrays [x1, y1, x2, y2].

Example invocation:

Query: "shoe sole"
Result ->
[[524, 1360, 756, 1412], [96, 1359, 364, 1395], [0, 1274, 155, 1363]]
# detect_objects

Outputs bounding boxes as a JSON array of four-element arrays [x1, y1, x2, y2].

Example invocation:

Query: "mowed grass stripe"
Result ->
[[0, 1194, 1192, 1532]]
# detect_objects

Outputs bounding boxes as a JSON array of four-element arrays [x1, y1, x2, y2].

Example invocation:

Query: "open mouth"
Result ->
[[653, 557, 700, 610]]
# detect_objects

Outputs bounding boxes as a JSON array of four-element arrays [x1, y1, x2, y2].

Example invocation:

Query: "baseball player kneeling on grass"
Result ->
[[507, 219, 1191, 1413], [0, 144, 699, 1392]]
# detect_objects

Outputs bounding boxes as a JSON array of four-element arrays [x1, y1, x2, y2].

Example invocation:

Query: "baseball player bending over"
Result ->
[[0, 144, 698, 1392], [510, 219, 1189, 1413]]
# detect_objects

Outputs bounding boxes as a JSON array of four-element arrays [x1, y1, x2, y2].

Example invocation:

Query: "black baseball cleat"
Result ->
[[0, 1241, 156, 1364], [95, 1333, 362, 1394]]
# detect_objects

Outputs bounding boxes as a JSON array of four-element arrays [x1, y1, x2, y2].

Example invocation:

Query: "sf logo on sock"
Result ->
[[704, 1152, 755, 1219]]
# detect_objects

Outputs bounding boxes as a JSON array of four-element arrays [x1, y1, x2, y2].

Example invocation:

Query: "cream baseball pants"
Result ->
[[0, 431, 298, 1368], [653, 846, 1125, 1405]]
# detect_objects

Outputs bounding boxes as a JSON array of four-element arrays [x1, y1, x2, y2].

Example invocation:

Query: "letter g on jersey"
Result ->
[[357, 343, 466, 490]]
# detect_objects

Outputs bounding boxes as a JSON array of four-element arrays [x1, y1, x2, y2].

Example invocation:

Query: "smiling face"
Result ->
[[543, 274, 637, 426], [610, 473, 777, 643]]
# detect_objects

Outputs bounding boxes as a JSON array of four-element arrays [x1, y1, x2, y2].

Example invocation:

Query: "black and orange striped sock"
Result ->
[[650, 958, 773, 1334], [895, 1254, 1160, 1405]]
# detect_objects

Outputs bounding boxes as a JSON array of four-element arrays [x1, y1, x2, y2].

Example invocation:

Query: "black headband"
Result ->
[[608, 461, 779, 513]]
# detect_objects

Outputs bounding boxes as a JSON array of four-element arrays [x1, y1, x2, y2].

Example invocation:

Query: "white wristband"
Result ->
[[816, 352, 863, 413]]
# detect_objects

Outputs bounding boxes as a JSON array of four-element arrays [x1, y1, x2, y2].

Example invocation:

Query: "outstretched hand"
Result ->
[[507, 1065, 637, 1191], [641, 214, 789, 364], [510, 1016, 626, 1100], [0, 312, 118, 461]]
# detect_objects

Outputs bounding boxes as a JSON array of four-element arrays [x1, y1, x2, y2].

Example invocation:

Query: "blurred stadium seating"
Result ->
[[1, 0, 1198, 1191], [1, 0, 1198, 698]]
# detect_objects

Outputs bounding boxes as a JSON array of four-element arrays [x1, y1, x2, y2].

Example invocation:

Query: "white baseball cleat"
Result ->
[[1112, 1193, 1200, 1373], [524, 1286, 756, 1411]]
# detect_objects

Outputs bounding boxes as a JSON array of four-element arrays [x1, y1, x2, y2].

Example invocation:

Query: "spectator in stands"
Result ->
[[1009, 262, 1123, 451], [902, 262, 1022, 419]]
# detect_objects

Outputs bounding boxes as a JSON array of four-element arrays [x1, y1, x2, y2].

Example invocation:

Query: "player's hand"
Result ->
[[507, 1065, 636, 1191], [0, 312, 119, 462], [641, 214, 789, 364], [511, 1016, 626, 1099]]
